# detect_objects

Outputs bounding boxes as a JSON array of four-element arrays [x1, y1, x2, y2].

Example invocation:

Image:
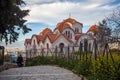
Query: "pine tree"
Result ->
[[0, 0, 31, 44]]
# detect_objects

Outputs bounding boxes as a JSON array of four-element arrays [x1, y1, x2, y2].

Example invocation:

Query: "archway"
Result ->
[[59, 43, 64, 53]]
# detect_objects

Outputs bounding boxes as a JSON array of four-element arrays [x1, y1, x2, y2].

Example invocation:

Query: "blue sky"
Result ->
[[1, 0, 120, 49]]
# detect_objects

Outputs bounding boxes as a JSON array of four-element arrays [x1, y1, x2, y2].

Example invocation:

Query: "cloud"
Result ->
[[23, 1, 118, 26], [24, 0, 57, 5]]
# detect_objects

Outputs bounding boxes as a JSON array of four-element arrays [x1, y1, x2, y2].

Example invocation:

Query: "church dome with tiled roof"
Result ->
[[64, 18, 83, 25], [88, 24, 99, 33], [54, 18, 83, 33], [55, 22, 72, 33], [63, 18, 77, 24]]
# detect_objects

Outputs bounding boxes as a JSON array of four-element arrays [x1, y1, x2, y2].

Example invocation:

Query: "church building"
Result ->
[[24, 18, 99, 57]]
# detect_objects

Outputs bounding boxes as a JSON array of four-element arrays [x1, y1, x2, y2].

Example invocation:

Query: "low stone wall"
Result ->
[[0, 62, 17, 72]]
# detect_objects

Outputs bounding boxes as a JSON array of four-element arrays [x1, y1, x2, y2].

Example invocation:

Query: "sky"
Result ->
[[1, 0, 120, 50]]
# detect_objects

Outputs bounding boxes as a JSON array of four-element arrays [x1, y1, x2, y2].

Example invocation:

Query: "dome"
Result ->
[[88, 24, 99, 33], [63, 18, 77, 24], [54, 18, 83, 33], [55, 22, 72, 33]]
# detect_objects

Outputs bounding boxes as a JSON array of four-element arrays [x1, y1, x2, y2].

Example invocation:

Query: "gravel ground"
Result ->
[[0, 65, 83, 80]]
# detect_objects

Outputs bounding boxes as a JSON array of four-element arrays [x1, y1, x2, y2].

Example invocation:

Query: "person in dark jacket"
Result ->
[[17, 54, 23, 67]]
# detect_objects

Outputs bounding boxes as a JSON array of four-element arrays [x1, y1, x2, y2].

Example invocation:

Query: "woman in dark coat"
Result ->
[[17, 54, 23, 67]]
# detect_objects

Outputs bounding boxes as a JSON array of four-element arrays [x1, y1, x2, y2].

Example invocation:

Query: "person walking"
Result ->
[[17, 54, 23, 67]]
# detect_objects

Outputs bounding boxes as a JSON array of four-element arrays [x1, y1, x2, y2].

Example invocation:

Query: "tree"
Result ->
[[0, 0, 31, 44], [97, 20, 111, 48], [107, 9, 120, 38]]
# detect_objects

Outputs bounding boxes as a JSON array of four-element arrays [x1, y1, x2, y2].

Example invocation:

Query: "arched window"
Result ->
[[47, 43, 49, 49], [34, 40, 35, 45], [75, 28, 77, 33], [33, 40, 36, 48], [77, 28, 79, 33], [68, 31, 70, 38], [65, 31, 67, 36], [70, 33, 72, 39], [75, 27, 79, 33], [59, 43, 64, 53]]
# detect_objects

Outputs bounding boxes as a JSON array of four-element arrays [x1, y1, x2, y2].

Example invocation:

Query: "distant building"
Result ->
[[24, 18, 99, 58], [108, 42, 120, 50]]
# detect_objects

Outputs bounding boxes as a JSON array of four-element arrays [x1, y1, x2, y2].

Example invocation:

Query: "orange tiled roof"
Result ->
[[54, 18, 82, 33], [63, 18, 83, 25], [47, 33, 73, 43], [75, 33, 87, 41], [47, 34, 61, 43], [88, 24, 99, 33], [40, 28, 52, 36], [25, 39, 31, 44], [55, 22, 74, 33], [31, 34, 43, 43], [63, 18, 77, 24]]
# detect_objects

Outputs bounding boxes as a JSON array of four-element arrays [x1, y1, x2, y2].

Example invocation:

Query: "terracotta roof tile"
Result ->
[[88, 24, 99, 33], [64, 18, 77, 24], [40, 28, 52, 36], [31, 34, 44, 43], [46, 33, 73, 43], [63, 18, 83, 25], [47, 34, 61, 43], [54, 18, 82, 33], [55, 22, 74, 33], [75, 33, 87, 41], [25, 39, 31, 44]]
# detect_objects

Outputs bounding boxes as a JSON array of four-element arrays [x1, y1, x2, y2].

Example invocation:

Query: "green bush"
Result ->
[[26, 52, 120, 80]]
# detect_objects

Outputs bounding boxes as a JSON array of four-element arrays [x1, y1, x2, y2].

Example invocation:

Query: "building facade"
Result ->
[[24, 18, 99, 57]]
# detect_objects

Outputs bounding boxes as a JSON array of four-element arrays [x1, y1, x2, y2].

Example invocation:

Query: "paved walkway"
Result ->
[[0, 66, 82, 80]]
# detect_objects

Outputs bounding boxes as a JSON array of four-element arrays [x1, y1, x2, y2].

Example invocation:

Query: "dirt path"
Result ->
[[0, 65, 83, 80]]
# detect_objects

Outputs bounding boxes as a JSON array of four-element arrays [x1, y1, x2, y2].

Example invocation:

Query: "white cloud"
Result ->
[[23, 1, 118, 26], [24, 0, 57, 5], [83, 4, 100, 9]]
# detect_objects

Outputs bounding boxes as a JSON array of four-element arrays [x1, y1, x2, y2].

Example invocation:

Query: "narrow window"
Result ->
[[70, 33, 72, 39], [47, 43, 49, 48]]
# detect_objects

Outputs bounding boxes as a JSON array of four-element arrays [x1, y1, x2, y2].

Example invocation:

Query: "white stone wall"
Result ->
[[25, 43, 32, 58], [53, 29, 60, 34], [77, 35, 94, 51], [73, 23, 82, 33], [31, 36, 39, 49], [87, 31, 94, 36], [52, 35, 73, 48], [51, 35, 73, 55], [38, 41, 43, 49], [30, 36, 39, 57], [44, 37, 52, 49]]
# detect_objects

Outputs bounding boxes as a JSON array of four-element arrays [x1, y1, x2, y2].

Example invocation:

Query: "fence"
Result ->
[[25, 39, 120, 80], [26, 39, 115, 63]]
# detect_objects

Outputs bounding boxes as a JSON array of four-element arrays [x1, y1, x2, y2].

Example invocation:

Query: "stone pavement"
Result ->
[[0, 65, 83, 80]]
